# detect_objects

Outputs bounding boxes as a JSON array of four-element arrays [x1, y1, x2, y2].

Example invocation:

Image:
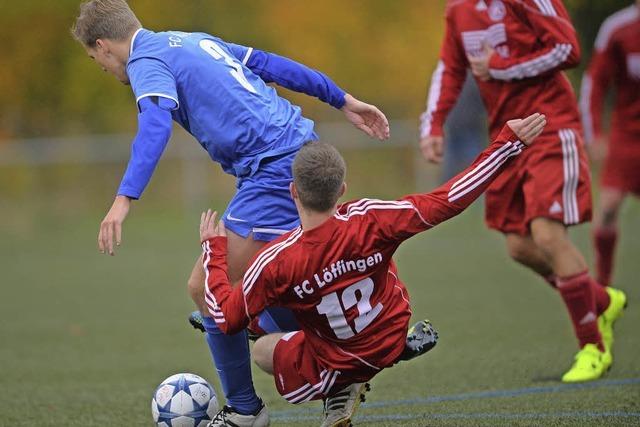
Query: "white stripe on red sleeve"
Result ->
[[202, 241, 226, 324], [420, 60, 445, 138], [489, 43, 573, 81], [448, 141, 524, 203]]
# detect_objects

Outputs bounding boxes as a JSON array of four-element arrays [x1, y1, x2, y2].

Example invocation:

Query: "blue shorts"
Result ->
[[223, 150, 300, 242]]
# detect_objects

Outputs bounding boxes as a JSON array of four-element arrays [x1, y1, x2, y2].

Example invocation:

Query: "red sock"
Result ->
[[590, 277, 610, 316], [593, 227, 618, 286], [540, 274, 608, 313], [556, 271, 604, 351]]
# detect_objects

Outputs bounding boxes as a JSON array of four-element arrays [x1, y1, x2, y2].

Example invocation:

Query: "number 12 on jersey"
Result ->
[[316, 277, 383, 339]]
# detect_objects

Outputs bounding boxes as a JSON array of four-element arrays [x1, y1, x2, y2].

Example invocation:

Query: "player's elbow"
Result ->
[[561, 34, 581, 67], [567, 42, 581, 67]]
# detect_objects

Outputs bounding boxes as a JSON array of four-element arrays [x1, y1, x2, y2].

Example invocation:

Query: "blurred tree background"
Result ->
[[0, 0, 632, 140]]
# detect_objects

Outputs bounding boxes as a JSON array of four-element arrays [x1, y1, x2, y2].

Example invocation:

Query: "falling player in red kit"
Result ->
[[200, 114, 545, 427], [580, 1, 640, 288], [419, 0, 626, 382]]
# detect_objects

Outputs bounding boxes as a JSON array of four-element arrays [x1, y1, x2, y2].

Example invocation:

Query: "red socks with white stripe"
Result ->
[[594, 227, 618, 287], [544, 272, 610, 314], [556, 271, 605, 352]]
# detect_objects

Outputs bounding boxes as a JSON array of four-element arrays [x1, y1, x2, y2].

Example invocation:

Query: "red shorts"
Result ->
[[602, 151, 640, 196], [485, 128, 593, 235], [272, 331, 378, 404]]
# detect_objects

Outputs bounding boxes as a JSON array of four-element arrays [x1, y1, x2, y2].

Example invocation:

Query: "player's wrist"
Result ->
[[340, 94, 354, 111], [495, 125, 521, 146], [201, 235, 228, 248]]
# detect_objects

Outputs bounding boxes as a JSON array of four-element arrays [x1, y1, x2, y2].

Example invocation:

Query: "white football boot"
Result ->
[[207, 401, 269, 427], [320, 382, 370, 427]]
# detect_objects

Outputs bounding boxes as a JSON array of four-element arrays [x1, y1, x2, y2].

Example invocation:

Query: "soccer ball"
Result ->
[[151, 373, 219, 427]]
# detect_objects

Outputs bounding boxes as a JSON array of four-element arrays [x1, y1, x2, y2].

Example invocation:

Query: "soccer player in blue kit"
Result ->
[[72, 1, 390, 426]]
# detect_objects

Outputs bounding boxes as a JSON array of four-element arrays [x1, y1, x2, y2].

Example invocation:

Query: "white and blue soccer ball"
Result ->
[[151, 373, 219, 427]]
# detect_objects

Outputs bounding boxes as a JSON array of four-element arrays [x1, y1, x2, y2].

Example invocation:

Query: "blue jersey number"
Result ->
[[199, 40, 257, 94]]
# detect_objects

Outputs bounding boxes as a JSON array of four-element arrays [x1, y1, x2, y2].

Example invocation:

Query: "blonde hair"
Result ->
[[293, 142, 346, 213], [71, 0, 141, 47]]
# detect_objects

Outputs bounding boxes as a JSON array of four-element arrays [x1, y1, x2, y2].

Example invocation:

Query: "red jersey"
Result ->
[[580, 4, 640, 152], [202, 126, 524, 375], [421, 0, 582, 141]]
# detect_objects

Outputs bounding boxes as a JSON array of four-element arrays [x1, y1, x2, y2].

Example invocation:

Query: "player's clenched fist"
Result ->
[[200, 209, 227, 242], [506, 113, 546, 146]]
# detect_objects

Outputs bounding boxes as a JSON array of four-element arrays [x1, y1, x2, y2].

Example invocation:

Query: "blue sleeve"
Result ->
[[244, 49, 346, 109], [226, 42, 254, 66], [117, 97, 174, 199], [127, 57, 179, 110]]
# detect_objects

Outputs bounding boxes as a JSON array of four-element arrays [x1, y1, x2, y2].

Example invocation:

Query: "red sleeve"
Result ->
[[488, 0, 580, 81], [201, 237, 273, 334], [580, 23, 616, 143], [419, 9, 468, 138], [364, 125, 525, 242]]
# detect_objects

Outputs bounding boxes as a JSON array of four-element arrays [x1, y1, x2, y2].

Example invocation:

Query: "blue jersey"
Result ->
[[126, 29, 319, 183]]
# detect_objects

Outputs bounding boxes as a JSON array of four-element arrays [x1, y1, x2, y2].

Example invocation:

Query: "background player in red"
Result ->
[[199, 113, 546, 427], [418, 0, 626, 382], [580, 1, 640, 288]]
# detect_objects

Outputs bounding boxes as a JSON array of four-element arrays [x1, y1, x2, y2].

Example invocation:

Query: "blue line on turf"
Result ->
[[271, 377, 640, 418], [271, 411, 640, 423]]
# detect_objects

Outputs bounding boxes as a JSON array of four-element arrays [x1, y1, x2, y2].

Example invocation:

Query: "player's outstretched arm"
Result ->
[[417, 113, 546, 224], [239, 49, 389, 140], [97, 97, 174, 256], [371, 114, 546, 243]]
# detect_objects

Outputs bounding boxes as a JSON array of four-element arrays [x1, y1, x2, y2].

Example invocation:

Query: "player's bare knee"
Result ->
[[531, 221, 568, 256], [252, 336, 275, 374], [507, 240, 530, 263], [505, 235, 533, 264]]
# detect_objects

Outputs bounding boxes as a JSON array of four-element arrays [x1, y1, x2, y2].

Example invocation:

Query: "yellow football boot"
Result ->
[[562, 344, 609, 383], [598, 287, 627, 352]]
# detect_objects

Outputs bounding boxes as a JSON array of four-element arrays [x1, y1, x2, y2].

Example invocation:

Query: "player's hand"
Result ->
[[200, 209, 227, 242], [98, 195, 131, 256], [419, 135, 445, 164], [468, 42, 494, 82], [341, 94, 390, 141], [506, 113, 547, 146]]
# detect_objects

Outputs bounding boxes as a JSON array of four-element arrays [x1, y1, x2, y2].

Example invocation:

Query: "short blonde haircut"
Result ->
[[71, 0, 141, 47]]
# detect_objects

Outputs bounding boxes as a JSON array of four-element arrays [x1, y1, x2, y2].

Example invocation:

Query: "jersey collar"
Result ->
[[300, 217, 336, 244], [129, 28, 144, 56]]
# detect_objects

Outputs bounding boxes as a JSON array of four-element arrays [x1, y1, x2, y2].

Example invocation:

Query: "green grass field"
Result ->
[[1, 197, 638, 426]]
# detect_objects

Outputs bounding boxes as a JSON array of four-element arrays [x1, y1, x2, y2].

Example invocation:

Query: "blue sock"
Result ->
[[202, 316, 261, 415]]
